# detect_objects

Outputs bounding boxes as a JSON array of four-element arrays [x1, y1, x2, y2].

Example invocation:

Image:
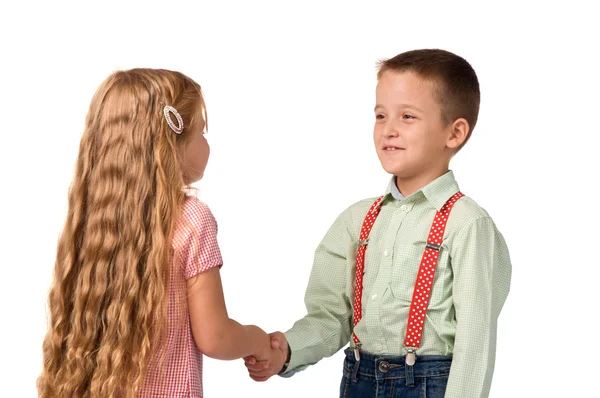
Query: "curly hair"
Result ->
[[37, 68, 206, 397]]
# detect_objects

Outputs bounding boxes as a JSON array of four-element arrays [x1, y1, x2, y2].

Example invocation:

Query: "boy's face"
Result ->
[[374, 71, 454, 184]]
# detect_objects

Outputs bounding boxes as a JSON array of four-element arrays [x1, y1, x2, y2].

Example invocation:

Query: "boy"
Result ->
[[245, 49, 511, 398]]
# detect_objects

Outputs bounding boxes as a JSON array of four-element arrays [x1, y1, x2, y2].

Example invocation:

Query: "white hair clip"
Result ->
[[163, 105, 184, 134]]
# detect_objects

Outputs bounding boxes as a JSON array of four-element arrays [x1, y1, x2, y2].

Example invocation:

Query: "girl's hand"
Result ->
[[244, 332, 288, 382]]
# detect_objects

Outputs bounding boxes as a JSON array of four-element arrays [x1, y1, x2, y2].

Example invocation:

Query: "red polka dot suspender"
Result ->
[[352, 192, 464, 365], [352, 196, 384, 356]]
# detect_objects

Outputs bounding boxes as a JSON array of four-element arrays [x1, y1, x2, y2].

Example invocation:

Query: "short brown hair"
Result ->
[[378, 49, 480, 150]]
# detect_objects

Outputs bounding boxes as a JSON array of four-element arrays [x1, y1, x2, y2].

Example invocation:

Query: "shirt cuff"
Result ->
[[278, 330, 313, 377]]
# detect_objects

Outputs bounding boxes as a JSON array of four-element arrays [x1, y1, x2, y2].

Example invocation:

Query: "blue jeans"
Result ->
[[339, 348, 452, 398]]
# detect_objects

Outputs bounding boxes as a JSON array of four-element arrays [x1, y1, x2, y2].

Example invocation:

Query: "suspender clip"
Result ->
[[425, 242, 441, 251], [405, 347, 417, 366], [354, 343, 362, 362]]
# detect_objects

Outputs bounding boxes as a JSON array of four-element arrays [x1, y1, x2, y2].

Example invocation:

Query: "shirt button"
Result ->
[[375, 343, 383, 352], [400, 204, 408, 211], [371, 294, 378, 301], [383, 249, 389, 257]]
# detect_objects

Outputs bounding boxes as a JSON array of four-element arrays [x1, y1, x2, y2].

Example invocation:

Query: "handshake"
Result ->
[[243, 331, 289, 382]]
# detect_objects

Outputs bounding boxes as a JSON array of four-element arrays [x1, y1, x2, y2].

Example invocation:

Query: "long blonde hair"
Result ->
[[38, 69, 206, 397]]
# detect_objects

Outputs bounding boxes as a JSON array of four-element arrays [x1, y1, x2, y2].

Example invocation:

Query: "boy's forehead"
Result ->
[[376, 70, 435, 103], [377, 70, 430, 91]]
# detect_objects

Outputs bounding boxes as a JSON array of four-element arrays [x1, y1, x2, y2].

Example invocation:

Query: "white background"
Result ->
[[1, 0, 598, 396]]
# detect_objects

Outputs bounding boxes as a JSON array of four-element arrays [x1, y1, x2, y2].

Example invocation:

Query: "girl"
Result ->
[[37, 69, 282, 397]]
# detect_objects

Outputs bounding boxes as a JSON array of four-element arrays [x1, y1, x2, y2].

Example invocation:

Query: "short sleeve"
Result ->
[[173, 197, 223, 280]]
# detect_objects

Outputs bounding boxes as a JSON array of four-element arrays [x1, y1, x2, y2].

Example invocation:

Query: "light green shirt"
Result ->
[[283, 171, 511, 398]]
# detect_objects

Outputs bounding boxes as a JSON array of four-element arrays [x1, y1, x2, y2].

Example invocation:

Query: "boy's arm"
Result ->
[[282, 210, 354, 376], [243, 209, 354, 380], [445, 217, 512, 398]]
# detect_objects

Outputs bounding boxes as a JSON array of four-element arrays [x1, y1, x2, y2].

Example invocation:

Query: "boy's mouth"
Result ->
[[383, 146, 404, 151]]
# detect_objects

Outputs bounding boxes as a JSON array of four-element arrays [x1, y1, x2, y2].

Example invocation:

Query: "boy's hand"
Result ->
[[243, 331, 288, 382]]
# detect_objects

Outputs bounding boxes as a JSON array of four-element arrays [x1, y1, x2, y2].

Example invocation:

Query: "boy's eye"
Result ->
[[403, 114, 415, 120], [375, 114, 385, 120]]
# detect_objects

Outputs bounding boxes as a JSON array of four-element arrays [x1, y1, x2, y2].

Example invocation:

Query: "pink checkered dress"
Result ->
[[138, 196, 223, 397]]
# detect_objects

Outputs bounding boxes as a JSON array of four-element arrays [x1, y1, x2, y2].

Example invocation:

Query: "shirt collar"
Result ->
[[389, 177, 404, 200], [384, 170, 460, 211]]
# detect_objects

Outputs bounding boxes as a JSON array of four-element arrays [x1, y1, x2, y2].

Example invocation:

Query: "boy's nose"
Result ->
[[383, 121, 400, 138]]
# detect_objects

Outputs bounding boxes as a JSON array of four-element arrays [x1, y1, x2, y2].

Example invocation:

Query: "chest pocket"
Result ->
[[388, 242, 451, 308]]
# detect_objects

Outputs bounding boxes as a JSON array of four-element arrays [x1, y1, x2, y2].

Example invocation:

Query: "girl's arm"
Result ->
[[187, 267, 270, 360]]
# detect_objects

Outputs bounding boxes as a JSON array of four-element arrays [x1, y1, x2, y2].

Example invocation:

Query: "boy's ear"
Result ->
[[446, 118, 470, 150]]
